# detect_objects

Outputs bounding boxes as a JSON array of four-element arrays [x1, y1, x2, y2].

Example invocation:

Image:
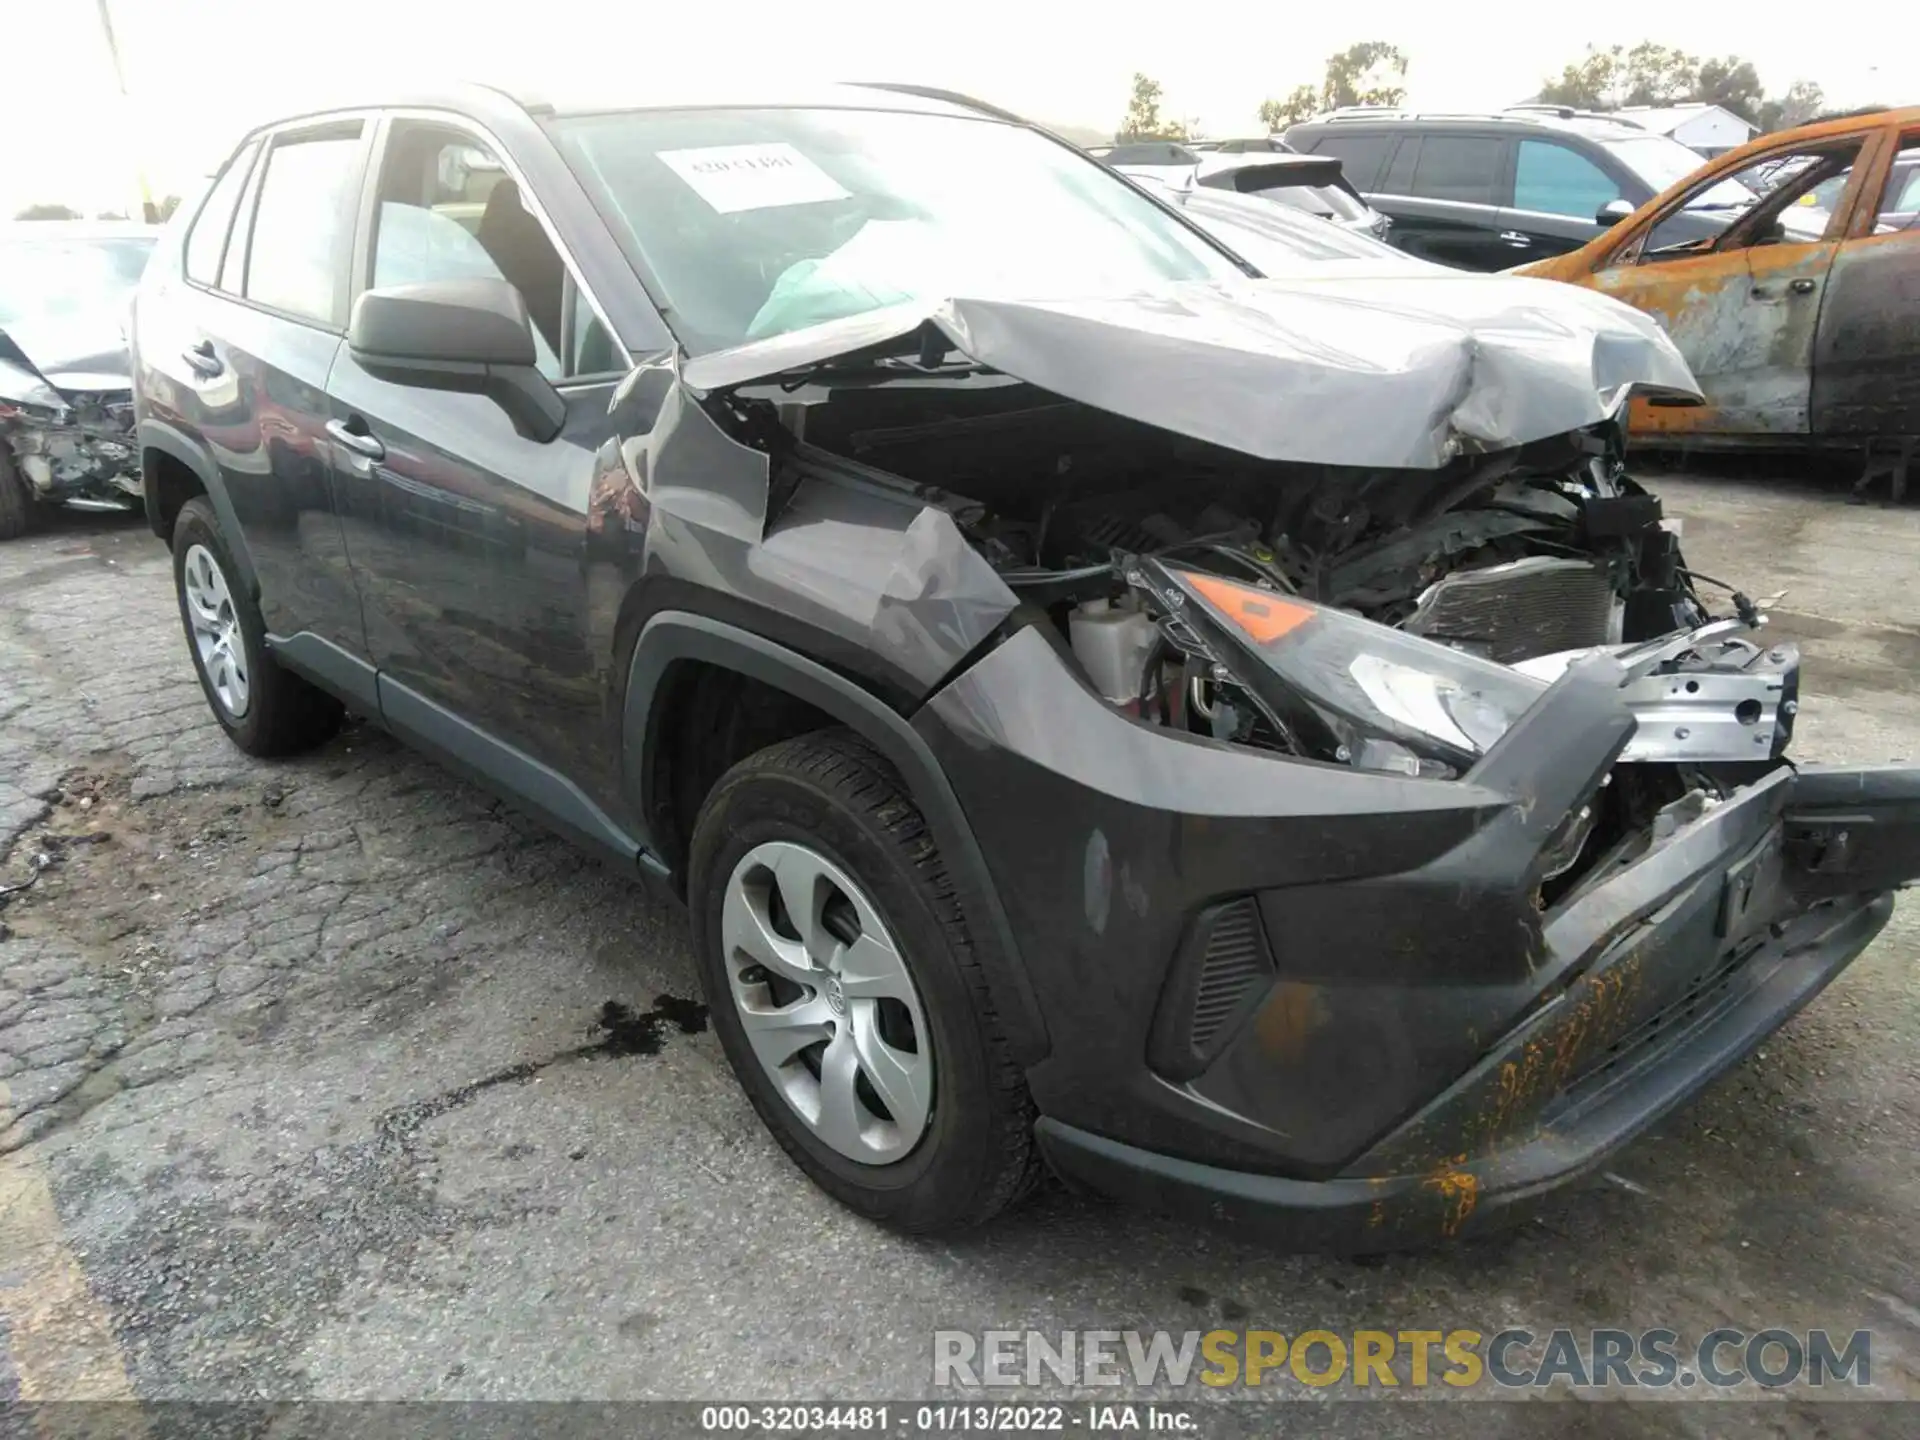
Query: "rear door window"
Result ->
[[1380, 136, 1419, 194], [1874, 142, 1920, 232], [1301, 132, 1392, 190], [1514, 141, 1622, 218], [1408, 136, 1505, 204], [184, 141, 259, 285], [243, 125, 366, 328]]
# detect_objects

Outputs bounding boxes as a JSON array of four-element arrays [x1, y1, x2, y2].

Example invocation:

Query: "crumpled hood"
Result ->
[[682, 274, 1701, 470], [0, 311, 133, 396]]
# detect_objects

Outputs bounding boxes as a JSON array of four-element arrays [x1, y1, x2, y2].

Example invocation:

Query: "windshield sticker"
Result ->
[[658, 143, 851, 214]]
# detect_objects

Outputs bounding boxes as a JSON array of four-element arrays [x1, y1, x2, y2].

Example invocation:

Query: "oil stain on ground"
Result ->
[[378, 995, 711, 1142]]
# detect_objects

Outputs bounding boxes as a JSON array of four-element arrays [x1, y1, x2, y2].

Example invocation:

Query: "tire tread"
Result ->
[[172, 496, 342, 757], [701, 728, 1041, 1231]]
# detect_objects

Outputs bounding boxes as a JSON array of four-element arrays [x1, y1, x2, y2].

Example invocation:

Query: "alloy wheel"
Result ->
[[720, 840, 935, 1165], [181, 542, 250, 718]]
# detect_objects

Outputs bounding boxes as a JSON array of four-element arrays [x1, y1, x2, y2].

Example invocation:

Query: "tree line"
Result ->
[[1117, 40, 1860, 141], [13, 197, 181, 222]]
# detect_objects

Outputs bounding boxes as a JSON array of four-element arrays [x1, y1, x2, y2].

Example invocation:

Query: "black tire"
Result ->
[[0, 447, 35, 541], [689, 728, 1040, 1233], [171, 495, 343, 756]]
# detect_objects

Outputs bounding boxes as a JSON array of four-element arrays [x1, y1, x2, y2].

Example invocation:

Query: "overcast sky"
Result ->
[[1, 0, 1910, 217]]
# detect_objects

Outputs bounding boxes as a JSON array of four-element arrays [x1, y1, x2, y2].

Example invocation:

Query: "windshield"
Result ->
[[1602, 136, 1756, 209], [549, 107, 1243, 353], [0, 236, 156, 331]]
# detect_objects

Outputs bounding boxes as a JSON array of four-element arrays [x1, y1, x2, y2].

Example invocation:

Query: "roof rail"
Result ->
[[1320, 106, 1411, 122], [852, 82, 1030, 126], [1504, 103, 1644, 127]]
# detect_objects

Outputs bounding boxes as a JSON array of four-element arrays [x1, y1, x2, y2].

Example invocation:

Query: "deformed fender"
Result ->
[[137, 418, 260, 599], [622, 610, 1050, 1067]]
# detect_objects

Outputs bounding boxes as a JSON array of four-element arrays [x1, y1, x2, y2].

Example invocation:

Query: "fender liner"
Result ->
[[625, 611, 1050, 1066], [137, 418, 260, 600]]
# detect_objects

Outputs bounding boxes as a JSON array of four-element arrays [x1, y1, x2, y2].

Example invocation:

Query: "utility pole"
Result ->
[[95, 0, 159, 222]]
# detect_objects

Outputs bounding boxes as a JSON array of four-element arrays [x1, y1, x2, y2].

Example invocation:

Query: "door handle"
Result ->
[[1789, 277, 1817, 295], [325, 418, 385, 461], [182, 341, 223, 378], [1499, 231, 1533, 246]]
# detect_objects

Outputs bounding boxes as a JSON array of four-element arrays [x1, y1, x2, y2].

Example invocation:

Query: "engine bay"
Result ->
[[780, 377, 1730, 748], [746, 373, 1797, 903]]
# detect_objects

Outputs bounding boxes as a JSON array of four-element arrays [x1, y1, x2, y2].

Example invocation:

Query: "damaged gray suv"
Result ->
[[130, 83, 1920, 1246]]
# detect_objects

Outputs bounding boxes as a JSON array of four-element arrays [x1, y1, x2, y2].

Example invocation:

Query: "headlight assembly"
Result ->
[[1144, 561, 1548, 775]]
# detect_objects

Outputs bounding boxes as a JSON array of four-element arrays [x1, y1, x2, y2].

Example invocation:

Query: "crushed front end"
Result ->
[[1, 328, 142, 522], [687, 280, 1917, 1246], [1, 389, 141, 508], [915, 607, 1920, 1249]]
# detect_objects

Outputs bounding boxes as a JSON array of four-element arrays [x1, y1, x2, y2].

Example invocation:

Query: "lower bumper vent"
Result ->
[[1148, 896, 1277, 1082]]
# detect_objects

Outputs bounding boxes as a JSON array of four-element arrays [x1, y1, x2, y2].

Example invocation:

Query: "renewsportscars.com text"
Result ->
[[933, 1327, 1873, 1391]]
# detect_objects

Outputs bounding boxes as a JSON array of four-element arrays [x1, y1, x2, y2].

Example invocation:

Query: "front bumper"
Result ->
[[917, 626, 1920, 1246], [3, 393, 141, 503], [1037, 888, 1890, 1250]]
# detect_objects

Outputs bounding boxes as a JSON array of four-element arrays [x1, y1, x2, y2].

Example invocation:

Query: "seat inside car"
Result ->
[[477, 178, 565, 352]]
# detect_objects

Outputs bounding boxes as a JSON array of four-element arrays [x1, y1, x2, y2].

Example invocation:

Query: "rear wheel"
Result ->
[[171, 496, 342, 756], [689, 729, 1040, 1232], [0, 448, 35, 541]]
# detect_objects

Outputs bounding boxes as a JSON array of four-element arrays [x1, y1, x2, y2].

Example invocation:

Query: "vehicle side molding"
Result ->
[[137, 418, 261, 598], [379, 673, 647, 872], [624, 611, 1050, 1065], [264, 631, 381, 715]]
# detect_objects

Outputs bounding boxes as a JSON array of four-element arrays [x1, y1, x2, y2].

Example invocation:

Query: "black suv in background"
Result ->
[[1287, 106, 1724, 269], [129, 82, 1919, 1248]]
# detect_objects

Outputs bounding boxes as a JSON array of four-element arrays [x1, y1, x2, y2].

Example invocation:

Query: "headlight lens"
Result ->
[[0, 359, 66, 419], [1158, 563, 1548, 773], [1348, 652, 1530, 756]]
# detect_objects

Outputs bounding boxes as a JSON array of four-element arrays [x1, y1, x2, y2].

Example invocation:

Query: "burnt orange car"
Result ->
[[1518, 107, 1920, 499]]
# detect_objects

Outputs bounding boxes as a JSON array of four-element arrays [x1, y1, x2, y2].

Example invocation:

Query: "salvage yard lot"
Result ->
[[1, 471, 1917, 1406]]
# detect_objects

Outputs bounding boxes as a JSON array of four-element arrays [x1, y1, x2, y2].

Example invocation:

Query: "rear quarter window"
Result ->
[[184, 140, 260, 285], [1297, 132, 1393, 190]]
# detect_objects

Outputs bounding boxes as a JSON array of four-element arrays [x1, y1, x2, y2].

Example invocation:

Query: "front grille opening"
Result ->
[[1561, 939, 1760, 1101], [1539, 764, 1697, 912]]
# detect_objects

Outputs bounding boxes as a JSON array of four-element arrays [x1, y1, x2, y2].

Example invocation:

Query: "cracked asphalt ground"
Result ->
[[1, 472, 1916, 1421]]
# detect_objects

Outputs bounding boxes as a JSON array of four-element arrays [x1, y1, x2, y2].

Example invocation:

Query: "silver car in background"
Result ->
[[1, 222, 159, 537]]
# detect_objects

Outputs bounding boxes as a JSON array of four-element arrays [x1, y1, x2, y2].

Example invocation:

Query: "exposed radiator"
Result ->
[[1403, 557, 1617, 664]]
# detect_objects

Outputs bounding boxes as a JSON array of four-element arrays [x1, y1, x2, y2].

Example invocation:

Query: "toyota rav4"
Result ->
[[130, 82, 1920, 1247]]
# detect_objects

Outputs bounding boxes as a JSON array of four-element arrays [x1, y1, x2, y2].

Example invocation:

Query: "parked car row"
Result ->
[[1088, 140, 1392, 239], [118, 80, 1920, 1246], [1272, 103, 1918, 483]]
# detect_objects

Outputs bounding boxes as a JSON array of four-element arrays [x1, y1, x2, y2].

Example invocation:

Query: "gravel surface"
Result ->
[[1, 474, 1916, 1424]]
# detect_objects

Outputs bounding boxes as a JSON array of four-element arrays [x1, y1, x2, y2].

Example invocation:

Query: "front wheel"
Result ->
[[688, 729, 1040, 1233], [171, 496, 342, 756]]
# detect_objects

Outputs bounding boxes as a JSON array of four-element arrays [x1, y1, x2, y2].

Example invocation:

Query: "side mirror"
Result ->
[[347, 278, 564, 443], [1595, 198, 1636, 228]]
